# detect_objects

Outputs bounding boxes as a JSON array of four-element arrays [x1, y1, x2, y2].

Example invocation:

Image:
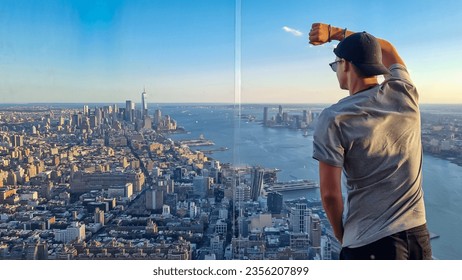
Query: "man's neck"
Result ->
[[349, 77, 379, 96]]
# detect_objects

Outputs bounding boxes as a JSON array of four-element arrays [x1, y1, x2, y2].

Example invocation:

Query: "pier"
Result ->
[[265, 180, 318, 192], [177, 139, 214, 147]]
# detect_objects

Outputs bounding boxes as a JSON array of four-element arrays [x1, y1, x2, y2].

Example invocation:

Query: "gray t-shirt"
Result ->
[[313, 64, 426, 248]]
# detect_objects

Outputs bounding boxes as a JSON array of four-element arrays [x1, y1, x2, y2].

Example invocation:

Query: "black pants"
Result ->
[[340, 224, 432, 260]]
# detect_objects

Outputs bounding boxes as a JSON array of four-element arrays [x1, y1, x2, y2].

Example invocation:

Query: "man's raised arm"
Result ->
[[308, 22, 405, 67]]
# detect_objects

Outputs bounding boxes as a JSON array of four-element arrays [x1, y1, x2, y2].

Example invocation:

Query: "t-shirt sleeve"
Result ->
[[312, 110, 345, 167], [384, 63, 412, 83], [382, 63, 419, 104]]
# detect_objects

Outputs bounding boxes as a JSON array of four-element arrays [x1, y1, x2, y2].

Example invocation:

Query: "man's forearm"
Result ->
[[322, 195, 344, 242], [319, 161, 344, 243], [329, 26, 353, 41]]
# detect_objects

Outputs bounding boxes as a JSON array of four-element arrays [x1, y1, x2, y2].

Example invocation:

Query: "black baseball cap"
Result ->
[[334, 31, 390, 76]]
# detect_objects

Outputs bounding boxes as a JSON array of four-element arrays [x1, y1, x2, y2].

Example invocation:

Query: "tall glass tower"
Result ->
[[250, 167, 264, 201], [125, 100, 134, 122], [141, 88, 148, 117]]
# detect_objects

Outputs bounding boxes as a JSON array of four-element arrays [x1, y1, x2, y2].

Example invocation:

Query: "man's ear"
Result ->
[[343, 60, 350, 73]]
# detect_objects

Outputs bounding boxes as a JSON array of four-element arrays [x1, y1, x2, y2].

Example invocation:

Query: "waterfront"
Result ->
[[163, 104, 462, 260], [1, 102, 459, 260]]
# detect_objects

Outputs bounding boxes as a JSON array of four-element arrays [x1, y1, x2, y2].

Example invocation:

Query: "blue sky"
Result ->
[[0, 0, 461, 104]]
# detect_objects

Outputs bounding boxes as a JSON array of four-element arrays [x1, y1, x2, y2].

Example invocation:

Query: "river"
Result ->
[[159, 104, 462, 260]]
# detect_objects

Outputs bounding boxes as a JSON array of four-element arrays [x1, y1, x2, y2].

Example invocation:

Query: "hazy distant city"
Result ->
[[0, 90, 461, 260]]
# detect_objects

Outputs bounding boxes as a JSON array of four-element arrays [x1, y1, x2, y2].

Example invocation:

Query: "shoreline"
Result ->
[[423, 151, 462, 168]]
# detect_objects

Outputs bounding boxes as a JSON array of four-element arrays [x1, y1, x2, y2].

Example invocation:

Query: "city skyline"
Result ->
[[0, 99, 333, 260], [2, 101, 462, 260], [1, 0, 462, 104]]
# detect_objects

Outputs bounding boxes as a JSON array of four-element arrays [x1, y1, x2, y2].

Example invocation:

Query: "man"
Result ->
[[308, 23, 432, 260]]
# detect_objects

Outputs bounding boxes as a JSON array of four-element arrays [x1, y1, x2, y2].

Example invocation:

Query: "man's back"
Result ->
[[309, 23, 432, 259], [313, 64, 426, 248]]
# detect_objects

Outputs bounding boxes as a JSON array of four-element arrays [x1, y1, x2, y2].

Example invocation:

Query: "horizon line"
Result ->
[[1, 102, 462, 106]]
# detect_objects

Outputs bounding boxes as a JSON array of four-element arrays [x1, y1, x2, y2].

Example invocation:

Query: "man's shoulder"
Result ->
[[318, 105, 339, 123], [320, 94, 368, 117], [316, 101, 353, 131], [382, 63, 418, 102], [384, 63, 413, 84]]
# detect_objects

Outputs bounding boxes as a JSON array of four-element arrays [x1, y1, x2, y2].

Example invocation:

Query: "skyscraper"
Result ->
[[250, 167, 264, 201], [141, 89, 148, 117], [125, 100, 134, 122], [310, 214, 321, 250], [154, 109, 162, 126], [263, 107, 269, 126], [95, 108, 102, 127], [234, 183, 251, 208], [290, 203, 311, 259], [83, 105, 89, 116], [146, 188, 163, 210], [113, 104, 119, 117], [267, 192, 283, 214], [291, 203, 310, 234], [276, 105, 283, 124], [193, 176, 211, 198], [302, 110, 308, 123]]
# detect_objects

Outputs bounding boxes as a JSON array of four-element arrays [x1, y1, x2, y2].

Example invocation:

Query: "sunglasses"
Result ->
[[329, 59, 344, 72]]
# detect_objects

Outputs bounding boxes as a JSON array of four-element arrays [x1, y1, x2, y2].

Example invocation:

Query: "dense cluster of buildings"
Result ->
[[0, 94, 338, 260], [262, 105, 316, 130], [421, 111, 462, 166]]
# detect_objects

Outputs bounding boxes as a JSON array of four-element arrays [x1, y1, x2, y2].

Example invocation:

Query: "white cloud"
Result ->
[[282, 26, 303, 37]]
